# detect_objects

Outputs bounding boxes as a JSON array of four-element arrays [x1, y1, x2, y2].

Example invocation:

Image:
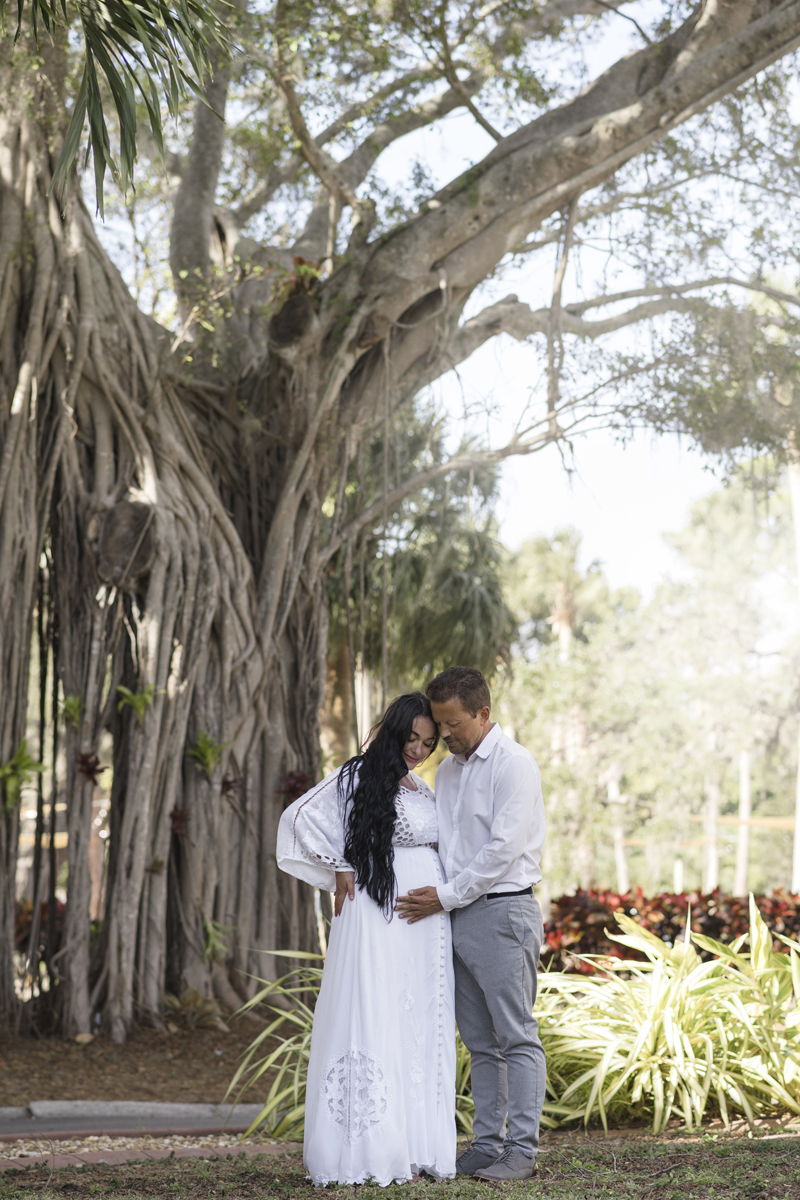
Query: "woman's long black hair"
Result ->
[[338, 692, 437, 914]]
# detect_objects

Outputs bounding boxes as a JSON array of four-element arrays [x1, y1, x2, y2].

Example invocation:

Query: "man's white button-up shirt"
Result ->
[[434, 722, 545, 912]]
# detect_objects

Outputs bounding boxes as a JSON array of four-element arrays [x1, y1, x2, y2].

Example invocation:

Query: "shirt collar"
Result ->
[[457, 721, 502, 763]]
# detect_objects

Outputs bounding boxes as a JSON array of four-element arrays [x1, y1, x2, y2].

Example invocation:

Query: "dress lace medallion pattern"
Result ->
[[323, 1048, 390, 1145]]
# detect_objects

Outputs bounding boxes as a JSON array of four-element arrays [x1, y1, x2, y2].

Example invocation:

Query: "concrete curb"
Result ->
[[0, 1127, 256, 1143], [0, 1142, 302, 1173], [0, 1102, 265, 1139], [26, 1102, 262, 1120]]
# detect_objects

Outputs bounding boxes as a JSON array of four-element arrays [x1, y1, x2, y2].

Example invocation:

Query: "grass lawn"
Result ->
[[4, 1136, 800, 1198]]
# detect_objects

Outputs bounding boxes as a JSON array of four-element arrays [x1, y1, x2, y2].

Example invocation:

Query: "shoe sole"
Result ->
[[474, 1162, 537, 1182], [474, 1171, 536, 1182], [456, 1161, 498, 1177]]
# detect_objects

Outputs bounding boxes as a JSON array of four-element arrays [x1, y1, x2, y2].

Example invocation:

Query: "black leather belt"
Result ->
[[485, 886, 533, 900]]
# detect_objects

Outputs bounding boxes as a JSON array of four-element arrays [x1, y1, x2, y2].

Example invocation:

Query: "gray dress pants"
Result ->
[[451, 893, 545, 1159]]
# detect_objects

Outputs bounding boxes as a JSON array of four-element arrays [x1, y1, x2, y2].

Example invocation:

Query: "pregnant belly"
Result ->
[[393, 844, 443, 895]]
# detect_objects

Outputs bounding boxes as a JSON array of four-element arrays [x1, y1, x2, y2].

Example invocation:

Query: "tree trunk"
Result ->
[[0, 35, 73, 1020], [673, 856, 684, 893], [606, 772, 630, 895], [320, 636, 354, 768], [787, 454, 800, 893], [703, 775, 721, 893], [0, 43, 326, 1036], [734, 749, 752, 898]]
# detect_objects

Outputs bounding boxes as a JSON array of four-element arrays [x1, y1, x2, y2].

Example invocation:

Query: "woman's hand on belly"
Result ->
[[334, 870, 355, 917]]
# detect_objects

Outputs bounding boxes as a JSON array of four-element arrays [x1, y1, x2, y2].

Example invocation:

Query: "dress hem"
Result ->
[[308, 1165, 457, 1188]]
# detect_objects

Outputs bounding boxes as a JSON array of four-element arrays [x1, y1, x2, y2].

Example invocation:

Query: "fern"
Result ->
[[187, 731, 230, 781], [0, 740, 45, 814], [60, 694, 83, 731], [116, 683, 164, 725], [202, 915, 235, 964]]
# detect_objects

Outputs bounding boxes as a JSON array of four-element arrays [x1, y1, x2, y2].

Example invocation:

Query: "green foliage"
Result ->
[[201, 915, 234, 963], [387, 521, 516, 683], [187, 732, 230, 781], [539, 899, 800, 1132], [325, 411, 516, 689], [271, 257, 323, 309], [454, 1031, 475, 1136], [0, 0, 227, 212], [225, 952, 323, 1139], [502, 471, 796, 897], [618, 304, 800, 463], [227, 955, 478, 1139], [116, 683, 164, 725], [507, 528, 638, 648], [228, 904, 800, 1138], [60, 693, 83, 731], [220, 0, 555, 238], [0, 740, 45, 814], [163, 987, 222, 1030]]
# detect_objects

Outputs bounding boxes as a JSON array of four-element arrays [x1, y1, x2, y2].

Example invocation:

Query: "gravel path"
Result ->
[[0, 1135, 301, 1172]]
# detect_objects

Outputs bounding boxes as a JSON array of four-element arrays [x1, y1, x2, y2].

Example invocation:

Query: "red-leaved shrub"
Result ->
[[541, 887, 800, 973]]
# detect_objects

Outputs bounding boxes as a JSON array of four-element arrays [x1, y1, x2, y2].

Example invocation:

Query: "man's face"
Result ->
[[429, 697, 491, 758]]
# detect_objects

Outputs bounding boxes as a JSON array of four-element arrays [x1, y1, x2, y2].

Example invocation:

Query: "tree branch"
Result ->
[[590, 0, 651, 44], [257, 298, 372, 643], [232, 65, 444, 228], [348, 273, 798, 470], [511, 174, 713, 255], [361, 0, 800, 323], [321, 363, 634, 571], [321, 266, 777, 569], [443, 278, 800, 356], [564, 276, 800, 317], [292, 71, 498, 258], [437, 1, 503, 142], [547, 196, 580, 429], [319, 432, 560, 569], [274, 75, 362, 215], [170, 54, 231, 302], [290, 0, 646, 257], [273, 0, 362, 218]]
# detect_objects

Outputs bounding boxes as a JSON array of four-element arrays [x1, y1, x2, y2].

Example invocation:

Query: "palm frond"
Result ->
[[1, 0, 228, 212]]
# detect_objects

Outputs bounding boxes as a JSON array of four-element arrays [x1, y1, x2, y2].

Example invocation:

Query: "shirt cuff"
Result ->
[[436, 883, 459, 912]]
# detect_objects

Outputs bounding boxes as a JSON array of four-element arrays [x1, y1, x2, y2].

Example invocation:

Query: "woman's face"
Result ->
[[402, 715, 437, 773]]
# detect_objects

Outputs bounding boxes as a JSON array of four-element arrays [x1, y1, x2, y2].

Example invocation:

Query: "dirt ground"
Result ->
[[0, 1023, 263, 1108]]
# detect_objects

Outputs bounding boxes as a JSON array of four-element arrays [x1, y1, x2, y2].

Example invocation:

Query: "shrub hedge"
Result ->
[[541, 886, 800, 972]]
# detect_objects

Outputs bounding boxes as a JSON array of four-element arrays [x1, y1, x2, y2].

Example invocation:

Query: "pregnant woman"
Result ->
[[277, 692, 456, 1186]]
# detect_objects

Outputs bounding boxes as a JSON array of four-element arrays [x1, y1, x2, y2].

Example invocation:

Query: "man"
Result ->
[[395, 666, 546, 1182]]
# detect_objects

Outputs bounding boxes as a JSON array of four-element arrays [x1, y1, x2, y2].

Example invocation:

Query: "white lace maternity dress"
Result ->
[[276, 768, 456, 1186]]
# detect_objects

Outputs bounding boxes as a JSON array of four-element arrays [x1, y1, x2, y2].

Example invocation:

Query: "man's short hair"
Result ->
[[425, 667, 491, 717]]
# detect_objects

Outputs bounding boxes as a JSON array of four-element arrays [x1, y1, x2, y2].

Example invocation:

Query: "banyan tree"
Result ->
[[3, 0, 800, 1040]]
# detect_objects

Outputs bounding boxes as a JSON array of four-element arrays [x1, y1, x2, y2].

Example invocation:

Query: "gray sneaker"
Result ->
[[456, 1145, 500, 1176], [474, 1145, 536, 1181]]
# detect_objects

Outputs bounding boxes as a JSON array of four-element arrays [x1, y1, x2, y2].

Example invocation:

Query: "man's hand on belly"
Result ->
[[395, 886, 444, 923]]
